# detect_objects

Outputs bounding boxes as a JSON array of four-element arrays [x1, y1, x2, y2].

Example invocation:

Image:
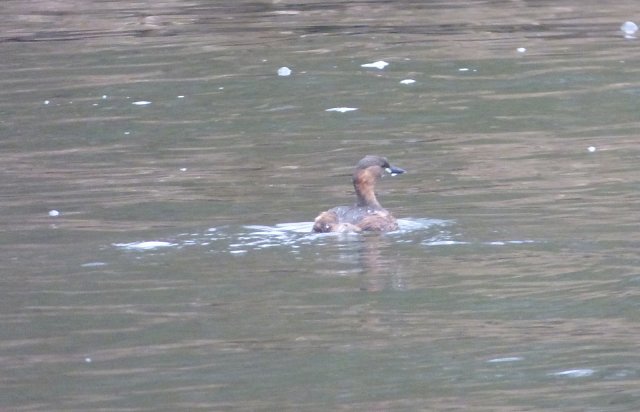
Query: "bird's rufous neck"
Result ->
[[353, 170, 382, 208]]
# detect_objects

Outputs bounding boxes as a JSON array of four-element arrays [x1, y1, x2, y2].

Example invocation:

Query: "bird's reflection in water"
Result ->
[[352, 233, 406, 292]]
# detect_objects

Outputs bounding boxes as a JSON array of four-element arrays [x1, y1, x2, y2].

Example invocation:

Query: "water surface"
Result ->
[[2, 1, 640, 410]]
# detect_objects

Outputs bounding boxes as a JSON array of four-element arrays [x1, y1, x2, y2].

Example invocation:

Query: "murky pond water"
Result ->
[[2, 1, 640, 410]]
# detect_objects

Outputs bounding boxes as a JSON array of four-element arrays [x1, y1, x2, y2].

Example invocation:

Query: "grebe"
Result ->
[[312, 155, 405, 233]]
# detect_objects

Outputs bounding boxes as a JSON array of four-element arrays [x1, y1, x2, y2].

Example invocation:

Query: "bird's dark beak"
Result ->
[[385, 165, 406, 176]]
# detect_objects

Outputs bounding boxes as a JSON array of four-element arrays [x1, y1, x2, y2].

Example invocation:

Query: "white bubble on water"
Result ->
[[277, 66, 292, 76], [48, 210, 60, 217], [621, 21, 638, 38]]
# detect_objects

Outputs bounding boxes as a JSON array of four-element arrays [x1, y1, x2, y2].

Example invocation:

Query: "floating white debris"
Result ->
[[114, 241, 175, 250], [48, 210, 60, 217], [400, 79, 416, 85], [177, 95, 185, 99], [621, 21, 638, 38], [588, 146, 596, 152], [551, 369, 594, 378], [361, 60, 389, 69], [132, 101, 152, 106], [325, 107, 358, 113], [179, 167, 187, 171], [101, 95, 108, 99], [277, 66, 292, 76], [92, 103, 99, 106], [85, 357, 92, 363], [517, 47, 527, 53], [44, 100, 50, 105]]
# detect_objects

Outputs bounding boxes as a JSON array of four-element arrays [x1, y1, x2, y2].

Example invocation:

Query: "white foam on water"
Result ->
[[551, 369, 594, 378], [114, 241, 176, 250], [361, 60, 389, 69], [487, 356, 523, 363], [325, 107, 358, 113]]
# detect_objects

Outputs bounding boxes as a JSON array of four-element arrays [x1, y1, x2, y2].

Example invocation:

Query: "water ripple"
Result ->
[[113, 218, 540, 254], [113, 218, 453, 254]]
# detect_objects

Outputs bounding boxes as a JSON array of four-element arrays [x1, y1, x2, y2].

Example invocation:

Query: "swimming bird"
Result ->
[[312, 155, 405, 233]]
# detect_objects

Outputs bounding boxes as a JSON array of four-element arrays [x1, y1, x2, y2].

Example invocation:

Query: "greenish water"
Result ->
[[2, 1, 640, 410]]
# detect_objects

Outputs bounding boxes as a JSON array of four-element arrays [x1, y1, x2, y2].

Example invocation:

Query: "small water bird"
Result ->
[[312, 155, 405, 233]]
